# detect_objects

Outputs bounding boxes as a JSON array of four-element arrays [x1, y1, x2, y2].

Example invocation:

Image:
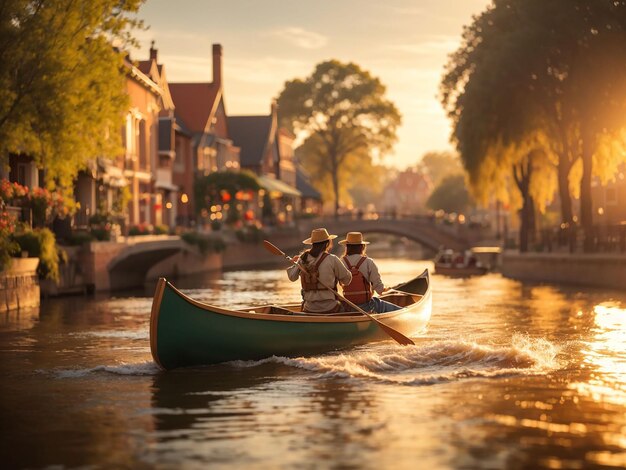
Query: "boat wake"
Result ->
[[230, 334, 561, 385], [69, 330, 149, 340], [51, 361, 160, 378]]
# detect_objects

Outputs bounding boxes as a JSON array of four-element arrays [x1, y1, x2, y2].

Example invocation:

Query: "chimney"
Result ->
[[212, 44, 222, 88], [149, 40, 157, 61]]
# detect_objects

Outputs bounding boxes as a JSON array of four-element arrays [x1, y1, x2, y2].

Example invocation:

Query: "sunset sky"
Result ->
[[136, 0, 491, 169]]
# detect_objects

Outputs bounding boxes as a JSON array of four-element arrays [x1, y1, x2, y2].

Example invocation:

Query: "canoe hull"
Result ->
[[150, 271, 432, 370]]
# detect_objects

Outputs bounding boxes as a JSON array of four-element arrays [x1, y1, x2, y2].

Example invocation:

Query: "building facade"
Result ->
[[169, 44, 240, 220], [228, 102, 301, 224], [381, 167, 432, 216]]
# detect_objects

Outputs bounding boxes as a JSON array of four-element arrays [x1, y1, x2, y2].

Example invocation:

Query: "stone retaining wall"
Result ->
[[0, 258, 40, 312], [501, 251, 626, 290], [146, 250, 222, 280]]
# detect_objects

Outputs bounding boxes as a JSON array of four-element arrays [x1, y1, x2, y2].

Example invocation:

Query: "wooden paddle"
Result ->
[[263, 240, 415, 346]]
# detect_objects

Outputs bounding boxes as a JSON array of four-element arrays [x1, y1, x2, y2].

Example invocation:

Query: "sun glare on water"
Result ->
[[571, 303, 626, 406]]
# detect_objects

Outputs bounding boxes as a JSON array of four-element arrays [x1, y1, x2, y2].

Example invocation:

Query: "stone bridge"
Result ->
[[78, 217, 470, 292], [82, 236, 221, 292], [293, 216, 469, 253]]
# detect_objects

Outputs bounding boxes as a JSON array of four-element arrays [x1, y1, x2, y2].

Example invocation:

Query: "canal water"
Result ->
[[1, 256, 625, 469]]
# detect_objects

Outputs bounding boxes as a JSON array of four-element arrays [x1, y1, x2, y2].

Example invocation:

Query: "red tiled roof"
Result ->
[[137, 60, 151, 75], [169, 83, 220, 133]]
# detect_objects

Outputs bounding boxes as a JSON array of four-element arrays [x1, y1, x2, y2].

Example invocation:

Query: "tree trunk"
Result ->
[[528, 195, 536, 247], [557, 154, 574, 226], [513, 153, 535, 253], [580, 131, 594, 252], [519, 193, 536, 253], [519, 206, 529, 253]]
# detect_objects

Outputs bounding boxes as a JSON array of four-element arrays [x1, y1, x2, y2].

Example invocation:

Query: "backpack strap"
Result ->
[[343, 256, 367, 272], [354, 256, 367, 270], [343, 255, 353, 269], [355, 256, 371, 285], [314, 252, 329, 269]]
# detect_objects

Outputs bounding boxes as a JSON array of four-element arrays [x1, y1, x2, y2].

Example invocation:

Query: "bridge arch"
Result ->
[[107, 238, 195, 291], [297, 218, 468, 252]]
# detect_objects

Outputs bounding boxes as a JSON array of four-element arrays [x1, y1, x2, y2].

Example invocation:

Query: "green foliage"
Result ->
[[181, 232, 226, 255], [194, 171, 260, 214], [90, 227, 111, 241], [278, 60, 401, 216], [427, 174, 471, 214], [64, 231, 95, 246], [195, 171, 260, 225], [440, 0, 626, 235], [13, 228, 60, 281], [0, 236, 19, 272], [128, 224, 151, 236], [112, 185, 132, 216], [0, 204, 19, 270], [88, 210, 113, 240], [417, 152, 462, 187], [153, 224, 169, 235], [0, 0, 145, 194]]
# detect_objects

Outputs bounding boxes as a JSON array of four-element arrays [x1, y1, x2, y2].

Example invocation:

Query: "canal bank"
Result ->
[[36, 233, 306, 295], [0, 233, 304, 306], [0, 257, 40, 312], [501, 251, 626, 290]]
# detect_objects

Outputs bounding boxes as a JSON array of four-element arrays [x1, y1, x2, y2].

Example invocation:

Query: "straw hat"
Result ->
[[302, 228, 338, 245], [338, 232, 370, 245]]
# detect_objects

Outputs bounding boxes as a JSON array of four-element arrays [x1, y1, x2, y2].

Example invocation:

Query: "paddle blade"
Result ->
[[263, 240, 284, 256], [378, 322, 415, 345]]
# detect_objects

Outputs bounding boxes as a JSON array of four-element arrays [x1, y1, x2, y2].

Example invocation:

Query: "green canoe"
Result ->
[[150, 270, 432, 370]]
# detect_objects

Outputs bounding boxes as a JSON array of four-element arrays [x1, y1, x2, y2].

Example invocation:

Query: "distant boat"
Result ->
[[150, 270, 432, 370], [434, 248, 494, 276]]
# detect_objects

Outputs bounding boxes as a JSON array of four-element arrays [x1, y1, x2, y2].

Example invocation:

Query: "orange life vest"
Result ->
[[300, 252, 332, 292], [342, 256, 373, 304]]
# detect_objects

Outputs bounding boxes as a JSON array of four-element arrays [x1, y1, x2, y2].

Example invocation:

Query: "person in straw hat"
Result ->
[[287, 228, 352, 313], [339, 232, 401, 313]]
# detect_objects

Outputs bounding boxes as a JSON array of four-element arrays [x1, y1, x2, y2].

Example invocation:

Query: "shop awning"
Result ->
[[97, 159, 127, 187], [257, 175, 302, 198], [156, 181, 179, 192]]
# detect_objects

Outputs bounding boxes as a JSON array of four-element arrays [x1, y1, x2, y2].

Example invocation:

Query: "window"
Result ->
[[174, 137, 185, 171], [17, 164, 27, 185]]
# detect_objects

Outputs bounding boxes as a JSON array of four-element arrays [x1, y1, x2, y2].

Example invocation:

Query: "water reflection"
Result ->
[[573, 303, 626, 406], [302, 379, 379, 467], [2, 259, 626, 469], [150, 364, 279, 435]]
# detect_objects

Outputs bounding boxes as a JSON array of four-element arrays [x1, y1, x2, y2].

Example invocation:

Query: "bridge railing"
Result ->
[[523, 224, 626, 253], [295, 213, 492, 242]]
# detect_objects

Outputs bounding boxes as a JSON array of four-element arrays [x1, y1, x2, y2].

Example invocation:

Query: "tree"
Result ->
[[441, 0, 626, 251], [277, 60, 401, 217], [426, 174, 471, 214], [440, 1, 558, 250], [349, 163, 395, 210], [295, 132, 382, 211], [417, 151, 462, 187], [0, 0, 145, 194]]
